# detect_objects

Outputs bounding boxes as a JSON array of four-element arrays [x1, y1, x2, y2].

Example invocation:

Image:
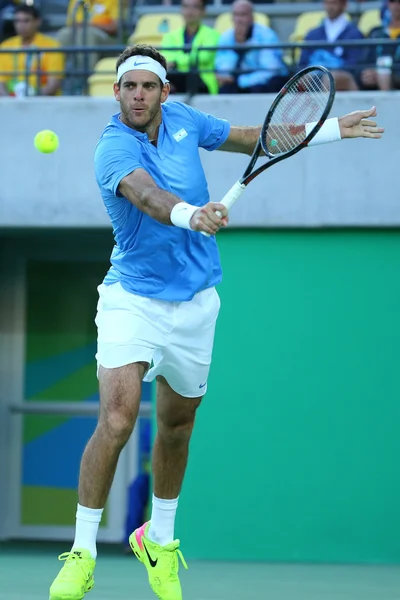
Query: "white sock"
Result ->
[[147, 495, 179, 546], [72, 504, 103, 559]]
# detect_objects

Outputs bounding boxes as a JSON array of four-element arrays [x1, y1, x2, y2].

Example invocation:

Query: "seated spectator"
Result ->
[[0, 5, 64, 96], [215, 0, 288, 94], [299, 0, 364, 91], [161, 0, 219, 94], [361, 0, 400, 90], [57, 0, 119, 73]]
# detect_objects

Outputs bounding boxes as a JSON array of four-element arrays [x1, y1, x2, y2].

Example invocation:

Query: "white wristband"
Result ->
[[306, 117, 341, 146], [170, 202, 198, 230]]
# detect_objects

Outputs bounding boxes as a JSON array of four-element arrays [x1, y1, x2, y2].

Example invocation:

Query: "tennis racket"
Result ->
[[202, 65, 335, 236]]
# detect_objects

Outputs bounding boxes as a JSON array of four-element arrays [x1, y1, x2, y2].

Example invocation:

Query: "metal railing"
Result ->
[[9, 400, 152, 417], [0, 39, 398, 96], [69, 0, 90, 89]]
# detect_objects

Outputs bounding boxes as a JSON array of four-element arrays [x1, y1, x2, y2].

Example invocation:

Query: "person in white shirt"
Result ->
[[299, 0, 364, 91]]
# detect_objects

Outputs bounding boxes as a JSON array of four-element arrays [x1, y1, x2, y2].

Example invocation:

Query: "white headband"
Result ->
[[117, 55, 169, 84]]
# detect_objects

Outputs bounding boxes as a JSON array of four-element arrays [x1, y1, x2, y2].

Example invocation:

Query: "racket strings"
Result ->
[[264, 71, 331, 156]]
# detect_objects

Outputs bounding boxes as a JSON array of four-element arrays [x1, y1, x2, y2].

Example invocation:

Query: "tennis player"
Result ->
[[49, 45, 383, 600]]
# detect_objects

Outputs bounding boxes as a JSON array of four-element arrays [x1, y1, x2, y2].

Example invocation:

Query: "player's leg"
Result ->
[[78, 363, 146, 509], [148, 286, 220, 544], [49, 280, 175, 600], [49, 362, 147, 600], [130, 287, 221, 600], [49, 363, 146, 598], [130, 378, 201, 600], [151, 376, 202, 538]]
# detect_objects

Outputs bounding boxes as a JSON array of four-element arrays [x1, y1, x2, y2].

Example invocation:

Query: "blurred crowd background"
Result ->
[[0, 0, 399, 97]]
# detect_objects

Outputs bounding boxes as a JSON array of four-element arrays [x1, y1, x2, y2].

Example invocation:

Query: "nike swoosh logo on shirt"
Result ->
[[143, 541, 158, 567]]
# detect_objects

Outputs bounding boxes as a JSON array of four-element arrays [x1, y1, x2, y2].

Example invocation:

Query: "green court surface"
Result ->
[[1, 542, 400, 600]]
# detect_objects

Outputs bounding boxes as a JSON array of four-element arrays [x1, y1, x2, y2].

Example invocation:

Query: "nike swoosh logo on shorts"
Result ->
[[199, 383, 207, 389], [143, 541, 158, 567]]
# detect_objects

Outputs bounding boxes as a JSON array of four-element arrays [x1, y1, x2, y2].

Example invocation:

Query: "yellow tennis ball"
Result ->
[[34, 130, 59, 154]]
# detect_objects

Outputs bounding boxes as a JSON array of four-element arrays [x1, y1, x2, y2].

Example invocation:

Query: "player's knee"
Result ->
[[159, 420, 195, 446], [101, 404, 136, 446], [157, 408, 199, 446]]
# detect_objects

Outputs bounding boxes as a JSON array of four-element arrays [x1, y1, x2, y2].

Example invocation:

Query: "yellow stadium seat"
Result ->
[[128, 13, 184, 46], [358, 9, 381, 36], [88, 57, 117, 96], [289, 11, 325, 42], [287, 12, 323, 64], [92, 57, 117, 74], [214, 11, 270, 33]]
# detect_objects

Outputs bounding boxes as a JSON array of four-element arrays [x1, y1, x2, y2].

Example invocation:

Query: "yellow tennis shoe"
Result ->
[[129, 522, 188, 600], [49, 549, 96, 600]]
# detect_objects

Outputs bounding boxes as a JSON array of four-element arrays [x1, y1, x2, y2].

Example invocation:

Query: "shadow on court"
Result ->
[[1, 542, 400, 600]]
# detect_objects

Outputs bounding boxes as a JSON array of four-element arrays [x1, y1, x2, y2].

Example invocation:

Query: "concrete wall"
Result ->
[[0, 92, 398, 228]]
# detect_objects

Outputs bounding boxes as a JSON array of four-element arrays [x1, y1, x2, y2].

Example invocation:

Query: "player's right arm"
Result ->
[[118, 166, 228, 235], [95, 132, 227, 235], [119, 168, 186, 225]]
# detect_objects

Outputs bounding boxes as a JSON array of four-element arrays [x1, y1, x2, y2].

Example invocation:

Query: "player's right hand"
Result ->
[[189, 203, 229, 235]]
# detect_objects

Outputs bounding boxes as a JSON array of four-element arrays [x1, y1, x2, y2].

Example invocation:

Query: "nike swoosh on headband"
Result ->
[[117, 55, 169, 84]]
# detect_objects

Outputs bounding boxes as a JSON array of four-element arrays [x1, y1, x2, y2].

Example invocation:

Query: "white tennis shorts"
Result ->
[[95, 282, 221, 398]]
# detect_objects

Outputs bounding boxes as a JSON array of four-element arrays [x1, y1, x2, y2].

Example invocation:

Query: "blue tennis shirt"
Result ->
[[94, 101, 231, 302]]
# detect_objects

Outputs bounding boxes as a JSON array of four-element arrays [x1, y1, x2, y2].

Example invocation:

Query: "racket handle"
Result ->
[[201, 181, 246, 237]]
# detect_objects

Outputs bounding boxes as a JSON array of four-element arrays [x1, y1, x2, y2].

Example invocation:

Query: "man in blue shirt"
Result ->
[[299, 0, 364, 91], [215, 0, 288, 93], [49, 44, 384, 600]]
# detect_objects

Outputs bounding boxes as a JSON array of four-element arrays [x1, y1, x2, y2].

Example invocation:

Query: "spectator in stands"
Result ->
[[360, 0, 400, 90], [57, 0, 119, 73], [161, 0, 219, 94], [0, 5, 64, 96], [299, 0, 363, 91], [215, 0, 288, 94]]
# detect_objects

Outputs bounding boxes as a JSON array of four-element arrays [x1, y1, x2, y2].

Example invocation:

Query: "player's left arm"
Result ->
[[218, 126, 262, 156], [218, 106, 384, 156]]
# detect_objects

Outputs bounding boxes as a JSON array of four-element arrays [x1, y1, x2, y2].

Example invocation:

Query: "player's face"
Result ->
[[114, 71, 170, 132], [324, 0, 346, 20]]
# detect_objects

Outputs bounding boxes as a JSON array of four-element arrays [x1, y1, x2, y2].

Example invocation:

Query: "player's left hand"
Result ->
[[338, 106, 384, 139]]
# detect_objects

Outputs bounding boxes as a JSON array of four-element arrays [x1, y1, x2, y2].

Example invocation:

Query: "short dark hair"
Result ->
[[116, 45, 167, 84], [14, 4, 41, 19]]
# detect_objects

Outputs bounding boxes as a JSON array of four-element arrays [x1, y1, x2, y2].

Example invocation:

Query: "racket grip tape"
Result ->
[[201, 181, 246, 237]]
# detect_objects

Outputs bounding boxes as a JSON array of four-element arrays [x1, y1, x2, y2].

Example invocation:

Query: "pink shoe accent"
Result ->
[[135, 522, 149, 551]]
